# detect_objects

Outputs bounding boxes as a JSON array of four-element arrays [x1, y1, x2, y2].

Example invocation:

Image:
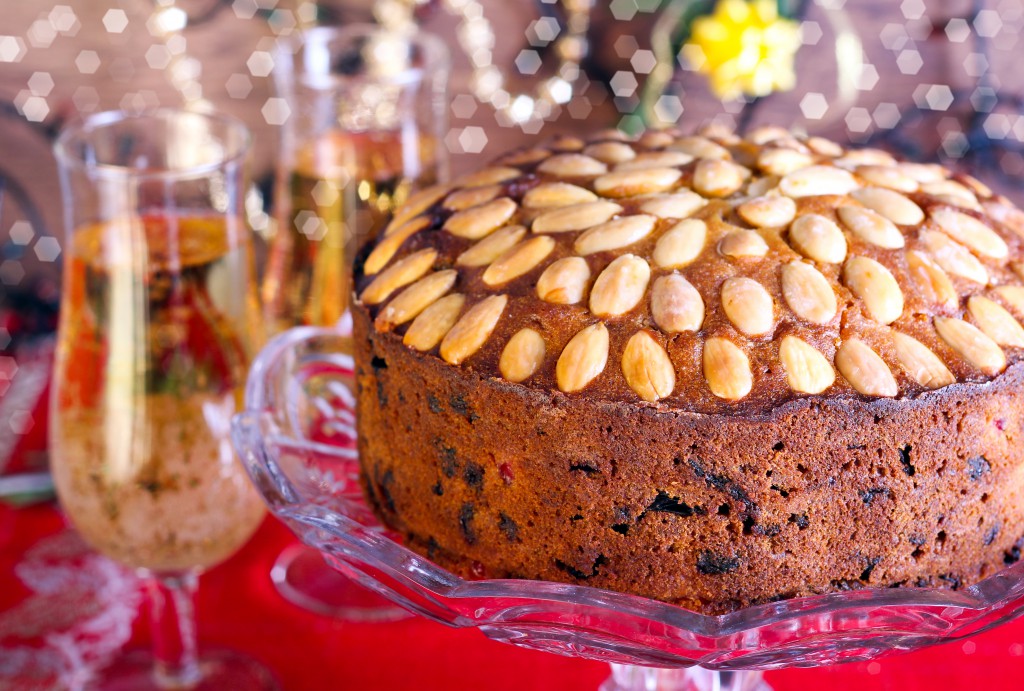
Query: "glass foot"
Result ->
[[90, 649, 277, 690], [601, 665, 770, 691], [270, 543, 411, 622]]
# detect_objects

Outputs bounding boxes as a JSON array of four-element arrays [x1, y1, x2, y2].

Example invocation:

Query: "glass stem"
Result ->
[[146, 570, 203, 689]]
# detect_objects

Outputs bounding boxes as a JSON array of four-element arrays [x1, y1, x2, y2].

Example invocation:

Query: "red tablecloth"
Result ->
[[1, 502, 1024, 690]]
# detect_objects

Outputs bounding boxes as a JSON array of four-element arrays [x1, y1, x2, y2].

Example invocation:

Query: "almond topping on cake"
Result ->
[[556, 323, 609, 393], [439, 295, 508, 365], [703, 338, 752, 400], [835, 339, 898, 397], [356, 125, 1024, 404], [499, 328, 546, 383], [779, 335, 835, 394], [621, 331, 676, 402], [934, 317, 1006, 375], [536, 257, 591, 305]]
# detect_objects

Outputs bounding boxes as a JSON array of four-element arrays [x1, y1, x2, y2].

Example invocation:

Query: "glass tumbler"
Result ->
[[260, 24, 449, 620], [52, 109, 275, 690]]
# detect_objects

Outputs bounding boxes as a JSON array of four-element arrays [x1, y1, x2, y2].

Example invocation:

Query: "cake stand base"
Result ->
[[601, 665, 769, 691], [271, 544, 411, 622]]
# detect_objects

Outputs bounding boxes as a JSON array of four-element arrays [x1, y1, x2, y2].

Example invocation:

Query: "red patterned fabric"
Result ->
[[0, 504, 1022, 690]]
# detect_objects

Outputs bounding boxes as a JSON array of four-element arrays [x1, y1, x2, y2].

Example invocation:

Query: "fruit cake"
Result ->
[[350, 124, 1024, 614]]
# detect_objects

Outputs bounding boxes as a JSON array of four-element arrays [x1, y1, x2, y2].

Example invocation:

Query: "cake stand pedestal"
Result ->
[[232, 327, 1024, 690], [602, 666, 766, 691]]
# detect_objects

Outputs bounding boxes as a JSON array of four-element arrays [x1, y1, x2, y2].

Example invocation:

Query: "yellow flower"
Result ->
[[680, 0, 801, 100]]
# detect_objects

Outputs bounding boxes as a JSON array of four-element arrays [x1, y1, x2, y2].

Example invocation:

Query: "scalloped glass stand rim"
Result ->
[[231, 326, 1024, 675]]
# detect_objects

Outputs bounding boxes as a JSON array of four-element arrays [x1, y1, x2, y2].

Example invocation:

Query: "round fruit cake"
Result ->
[[351, 124, 1024, 614]]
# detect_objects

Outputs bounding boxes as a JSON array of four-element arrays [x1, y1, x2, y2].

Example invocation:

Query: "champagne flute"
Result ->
[[260, 25, 449, 619], [51, 109, 275, 689]]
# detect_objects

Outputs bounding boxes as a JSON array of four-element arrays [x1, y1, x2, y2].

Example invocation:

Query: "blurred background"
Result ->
[[2, 0, 1024, 310]]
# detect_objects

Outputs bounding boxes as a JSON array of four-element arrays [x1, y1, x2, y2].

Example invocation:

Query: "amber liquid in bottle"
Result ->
[[262, 129, 437, 333], [50, 214, 266, 572]]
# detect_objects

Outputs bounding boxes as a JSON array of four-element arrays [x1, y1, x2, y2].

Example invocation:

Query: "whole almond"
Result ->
[[934, 317, 1006, 375], [375, 270, 457, 332], [522, 182, 598, 208], [843, 256, 904, 324], [360, 248, 437, 305], [652, 219, 707, 268], [537, 153, 608, 177], [498, 147, 551, 166], [779, 335, 835, 394], [456, 225, 527, 267], [443, 184, 503, 211], [550, 135, 585, 152], [403, 294, 465, 351], [532, 200, 623, 234], [737, 195, 797, 227], [835, 339, 898, 397], [781, 261, 837, 324], [788, 214, 848, 264], [930, 207, 1008, 260], [583, 141, 637, 164], [499, 328, 546, 383], [439, 295, 508, 365], [850, 187, 924, 226], [906, 250, 958, 309], [638, 191, 707, 219], [455, 166, 521, 188], [897, 163, 947, 184], [806, 136, 844, 156], [639, 130, 677, 148], [614, 151, 693, 172], [922, 180, 980, 209], [748, 125, 790, 145], [622, 331, 676, 402], [650, 273, 704, 333], [922, 230, 989, 284], [854, 165, 918, 193], [590, 255, 651, 317], [967, 295, 1024, 347], [444, 197, 518, 239], [780, 165, 859, 198], [746, 175, 780, 198], [721, 277, 774, 336], [669, 135, 730, 160], [891, 331, 956, 389], [575, 214, 657, 255], [556, 322, 609, 393], [836, 149, 898, 168], [994, 285, 1024, 314], [718, 229, 769, 258], [482, 236, 555, 286], [837, 206, 905, 249], [757, 148, 813, 176], [594, 167, 682, 198], [693, 159, 746, 197], [536, 257, 591, 304], [385, 184, 450, 234], [963, 174, 993, 198], [364, 216, 431, 275], [703, 338, 752, 400]]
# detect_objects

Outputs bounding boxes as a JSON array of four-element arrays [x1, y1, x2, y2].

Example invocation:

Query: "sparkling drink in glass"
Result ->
[[52, 109, 275, 689], [262, 25, 448, 333], [259, 24, 448, 620]]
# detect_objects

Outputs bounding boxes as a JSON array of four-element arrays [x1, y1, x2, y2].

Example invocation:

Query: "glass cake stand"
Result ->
[[231, 327, 1024, 691]]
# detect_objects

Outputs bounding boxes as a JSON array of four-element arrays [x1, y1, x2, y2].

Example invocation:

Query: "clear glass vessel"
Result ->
[[233, 326, 1024, 691], [260, 23, 448, 620], [53, 109, 275, 690]]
